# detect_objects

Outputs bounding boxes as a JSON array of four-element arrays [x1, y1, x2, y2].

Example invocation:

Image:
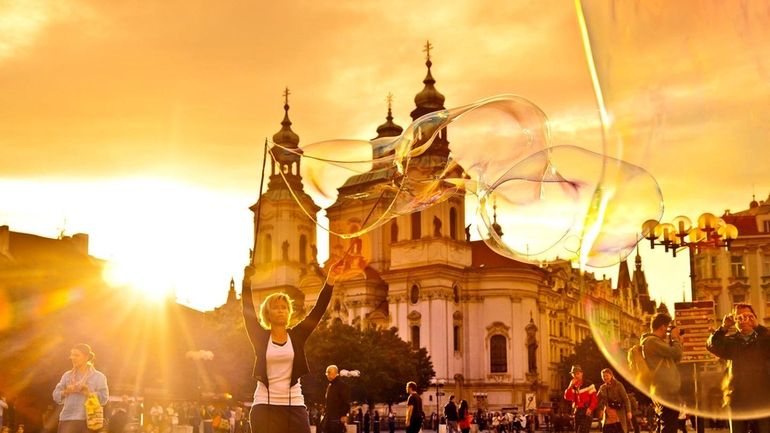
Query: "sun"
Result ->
[[103, 258, 175, 302]]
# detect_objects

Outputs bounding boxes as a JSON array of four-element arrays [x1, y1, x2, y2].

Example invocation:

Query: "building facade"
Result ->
[[243, 47, 652, 411], [694, 195, 770, 321]]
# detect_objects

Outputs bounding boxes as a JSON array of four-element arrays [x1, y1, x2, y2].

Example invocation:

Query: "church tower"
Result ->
[[384, 42, 472, 383], [247, 88, 321, 308], [322, 94, 405, 328]]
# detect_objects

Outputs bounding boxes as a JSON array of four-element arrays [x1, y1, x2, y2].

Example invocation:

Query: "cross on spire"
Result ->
[[423, 40, 433, 61], [386, 92, 393, 110], [283, 86, 291, 106]]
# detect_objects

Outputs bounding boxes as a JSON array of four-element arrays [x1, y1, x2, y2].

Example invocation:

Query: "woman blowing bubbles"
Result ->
[[52, 344, 109, 433], [242, 265, 333, 433]]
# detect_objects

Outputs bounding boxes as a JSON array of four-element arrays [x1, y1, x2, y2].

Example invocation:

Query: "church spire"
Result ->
[[375, 92, 403, 139], [226, 277, 237, 303], [268, 87, 304, 192], [272, 87, 300, 148], [492, 196, 503, 237], [410, 40, 446, 121]]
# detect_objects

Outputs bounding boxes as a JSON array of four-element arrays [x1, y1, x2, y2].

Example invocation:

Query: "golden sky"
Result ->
[[1, 0, 768, 311]]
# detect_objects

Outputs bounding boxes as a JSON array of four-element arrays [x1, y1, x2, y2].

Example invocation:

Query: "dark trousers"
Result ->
[[58, 420, 88, 433], [324, 419, 346, 433], [603, 423, 624, 433], [575, 410, 592, 433], [406, 421, 422, 433], [249, 404, 310, 433]]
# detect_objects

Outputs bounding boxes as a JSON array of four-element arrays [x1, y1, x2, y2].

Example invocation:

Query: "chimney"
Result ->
[[0, 225, 9, 256], [71, 233, 89, 255]]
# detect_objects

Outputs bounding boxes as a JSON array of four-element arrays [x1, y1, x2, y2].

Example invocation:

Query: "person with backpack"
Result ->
[[405, 382, 424, 433], [564, 365, 597, 433], [444, 395, 459, 433], [640, 313, 682, 433]]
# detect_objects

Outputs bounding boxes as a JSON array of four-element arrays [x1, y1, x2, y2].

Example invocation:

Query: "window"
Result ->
[[764, 220, 770, 233], [453, 285, 460, 304], [411, 212, 422, 240], [264, 234, 272, 262], [764, 254, 770, 276], [490, 335, 507, 373], [299, 235, 307, 264], [731, 254, 746, 278], [449, 207, 458, 240], [410, 284, 420, 304], [391, 221, 398, 243], [453, 325, 461, 352], [411, 325, 420, 350], [559, 322, 564, 337]]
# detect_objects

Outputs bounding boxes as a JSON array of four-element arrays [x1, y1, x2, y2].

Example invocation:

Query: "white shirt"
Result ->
[[253, 337, 305, 406]]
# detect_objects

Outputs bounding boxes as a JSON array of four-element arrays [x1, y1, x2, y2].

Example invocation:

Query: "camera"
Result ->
[[667, 326, 685, 336]]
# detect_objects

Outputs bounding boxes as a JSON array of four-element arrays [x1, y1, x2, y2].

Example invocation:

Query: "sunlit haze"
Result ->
[[1, 1, 768, 311]]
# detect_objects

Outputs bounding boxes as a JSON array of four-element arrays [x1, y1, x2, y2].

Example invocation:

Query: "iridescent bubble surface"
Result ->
[[578, 0, 770, 421]]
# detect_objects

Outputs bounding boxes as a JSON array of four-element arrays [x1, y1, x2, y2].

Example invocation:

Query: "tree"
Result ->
[[304, 320, 435, 408], [202, 300, 255, 400]]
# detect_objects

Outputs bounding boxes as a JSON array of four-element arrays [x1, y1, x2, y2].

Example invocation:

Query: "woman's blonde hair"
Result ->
[[258, 292, 294, 329]]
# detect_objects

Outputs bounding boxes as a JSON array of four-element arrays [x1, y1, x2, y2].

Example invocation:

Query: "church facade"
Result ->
[[243, 46, 654, 410]]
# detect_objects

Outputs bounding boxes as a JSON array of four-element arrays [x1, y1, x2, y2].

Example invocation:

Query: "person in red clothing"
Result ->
[[564, 365, 598, 433]]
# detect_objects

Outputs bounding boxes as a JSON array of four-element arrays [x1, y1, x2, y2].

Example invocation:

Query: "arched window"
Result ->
[[411, 211, 421, 240], [490, 335, 507, 373], [263, 234, 272, 262], [391, 221, 399, 243], [299, 235, 307, 264], [411, 325, 421, 350], [410, 284, 420, 304], [453, 325, 461, 352], [449, 207, 458, 240]]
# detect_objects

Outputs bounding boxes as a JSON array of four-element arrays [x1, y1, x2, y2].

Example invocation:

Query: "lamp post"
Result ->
[[430, 378, 446, 430], [642, 212, 738, 299]]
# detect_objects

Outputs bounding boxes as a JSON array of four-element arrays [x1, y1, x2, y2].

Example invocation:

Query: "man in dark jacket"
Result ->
[[324, 365, 350, 433], [444, 395, 459, 433], [707, 303, 770, 433]]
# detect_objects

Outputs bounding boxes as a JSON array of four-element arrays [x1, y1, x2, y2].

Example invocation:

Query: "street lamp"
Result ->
[[430, 378, 446, 429], [642, 213, 738, 298]]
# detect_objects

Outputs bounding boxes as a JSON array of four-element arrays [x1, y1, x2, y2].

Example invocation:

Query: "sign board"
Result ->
[[525, 393, 537, 411], [674, 300, 718, 363]]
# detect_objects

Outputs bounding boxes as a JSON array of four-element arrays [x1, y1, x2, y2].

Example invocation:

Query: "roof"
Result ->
[[6, 231, 95, 266], [722, 194, 770, 236], [722, 214, 761, 236], [470, 240, 542, 271]]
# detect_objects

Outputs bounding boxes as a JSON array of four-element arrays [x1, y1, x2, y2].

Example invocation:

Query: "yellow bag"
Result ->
[[84, 393, 104, 431]]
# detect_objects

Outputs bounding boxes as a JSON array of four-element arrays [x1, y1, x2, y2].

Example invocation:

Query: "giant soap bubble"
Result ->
[[269, 93, 662, 269], [578, 0, 770, 421]]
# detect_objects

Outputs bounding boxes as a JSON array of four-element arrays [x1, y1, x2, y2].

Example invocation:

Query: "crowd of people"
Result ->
[[562, 303, 770, 433], [27, 269, 770, 433]]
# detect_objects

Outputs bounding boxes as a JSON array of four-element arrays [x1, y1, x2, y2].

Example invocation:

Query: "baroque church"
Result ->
[[243, 44, 657, 411]]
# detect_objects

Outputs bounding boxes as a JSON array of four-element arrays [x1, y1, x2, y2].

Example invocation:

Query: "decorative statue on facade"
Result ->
[[525, 316, 538, 372], [282, 240, 289, 260], [433, 216, 442, 237]]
